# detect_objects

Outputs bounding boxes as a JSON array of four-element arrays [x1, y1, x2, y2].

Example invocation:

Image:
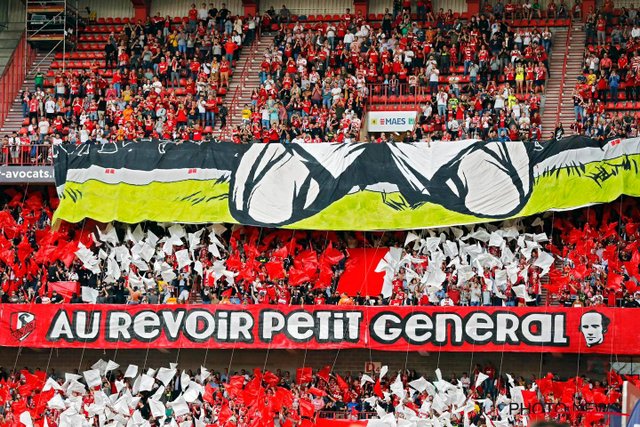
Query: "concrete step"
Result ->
[[0, 31, 23, 40]]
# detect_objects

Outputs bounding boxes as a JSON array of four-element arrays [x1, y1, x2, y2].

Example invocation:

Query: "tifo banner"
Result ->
[[367, 110, 418, 132], [53, 137, 640, 230], [1, 305, 637, 355]]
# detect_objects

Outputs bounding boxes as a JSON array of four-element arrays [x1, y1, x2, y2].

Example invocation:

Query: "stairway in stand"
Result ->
[[540, 24, 586, 137], [0, 51, 55, 136], [218, 35, 274, 141]]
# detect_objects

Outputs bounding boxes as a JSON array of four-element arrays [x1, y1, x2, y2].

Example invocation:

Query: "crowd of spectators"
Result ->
[[569, 4, 640, 138], [0, 360, 625, 427], [5, 2, 257, 159], [231, 4, 555, 144], [0, 1, 567, 149], [10, 1, 640, 149], [0, 188, 639, 309]]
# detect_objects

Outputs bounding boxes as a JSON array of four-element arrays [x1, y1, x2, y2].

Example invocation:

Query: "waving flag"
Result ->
[[337, 248, 388, 297]]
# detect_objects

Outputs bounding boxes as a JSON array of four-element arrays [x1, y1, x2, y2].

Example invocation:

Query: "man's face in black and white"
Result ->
[[580, 312, 605, 347]]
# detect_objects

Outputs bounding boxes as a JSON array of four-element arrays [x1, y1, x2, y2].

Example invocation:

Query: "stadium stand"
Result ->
[[0, 3, 581, 145], [565, 7, 640, 137], [0, 188, 639, 308], [0, 362, 627, 426]]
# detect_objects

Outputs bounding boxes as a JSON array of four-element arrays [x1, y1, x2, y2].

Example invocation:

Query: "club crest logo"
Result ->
[[10, 312, 36, 341]]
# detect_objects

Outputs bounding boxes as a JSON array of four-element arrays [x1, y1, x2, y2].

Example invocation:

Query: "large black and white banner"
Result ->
[[53, 137, 640, 229]]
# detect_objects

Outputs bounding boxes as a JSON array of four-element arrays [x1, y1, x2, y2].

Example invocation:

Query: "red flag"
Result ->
[[298, 398, 314, 418], [624, 281, 637, 293], [17, 240, 32, 265], [242, 377, 263, 404], [373, 378, 383, 398], [584, 412, 605, 426], [522, 390, 539, 411], [593, 391, 607, 405], [624, 251, 640, 281], [225, 375, 245, 398], [272, 245, 288, 259], [608, 390, 621, 404], [607, 272, 623, 289], [203, 384, 215, 404], [308, 386, 326, 397], [315, 264, 334, 289], [317, 366, 331, 383], [58, 240, 79, 268], [336, 374, 349, 392], [265, 261, 285, 280], [218, 405, 233, 424], [274, 387, 293, 408], [225, 253, 242, 271], [296, 367, 313, 384], [288, 267, 311, 286], [48, 281, 79, 301], [606, 370, 622, 387], [0, 383, 11, 405], [581, 385, 594, 403], [296, 249, 319, 270], [337, 248, 388, 296], [536, 377, 554, 397], [602, 222, 619, 239], [321, 244, 344, 265], [263, 371, 280, 387]]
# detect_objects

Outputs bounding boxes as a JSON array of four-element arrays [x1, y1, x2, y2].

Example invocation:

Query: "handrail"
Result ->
[[218, 25, 263, 139], [367, 83, 432, 108], [317, 411, 378, 420], [0, 33, 36, 131], [1, 144, 53, 166], [554, 24, 573, 129]]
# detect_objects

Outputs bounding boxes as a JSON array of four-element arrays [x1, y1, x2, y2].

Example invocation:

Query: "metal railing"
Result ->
[[0, 33, 36, 130], [218, 28, 263, 139], [367, 82, 433, 108], [317, 411, 377, 420], [554, 24, 573, 129], [1, 144, 53, 166]]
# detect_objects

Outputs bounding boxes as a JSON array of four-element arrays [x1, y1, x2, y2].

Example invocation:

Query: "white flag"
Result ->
[[48, 393, 66, 410], [149, 399, 166, 418], [83, 369, 102, 388], [475, 372, 489, 389], [155, 367, 176, 386], [81, 286, 99, 304], [124, 365, 138, 378], [175, 249, 191, 270], [19, 412, 33, 427]]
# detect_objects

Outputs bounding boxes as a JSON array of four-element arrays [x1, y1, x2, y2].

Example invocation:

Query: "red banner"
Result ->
[[0, 304, 636, 354]]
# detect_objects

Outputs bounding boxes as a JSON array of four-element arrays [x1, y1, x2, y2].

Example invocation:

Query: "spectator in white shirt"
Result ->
[[38, 118, 50, 143], [440, 294, 454, 306], [45, 98, 56, 119], [343, 32, 355, 49]]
